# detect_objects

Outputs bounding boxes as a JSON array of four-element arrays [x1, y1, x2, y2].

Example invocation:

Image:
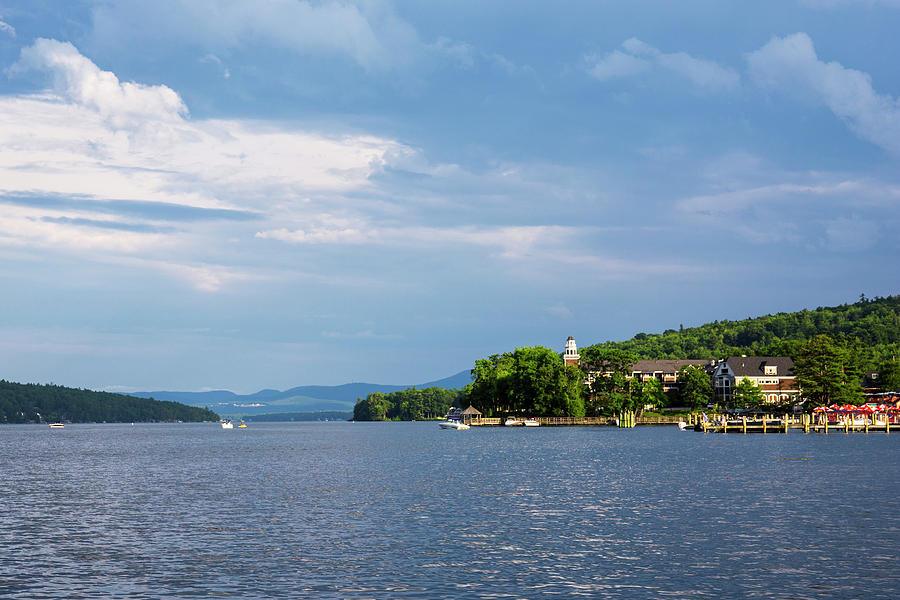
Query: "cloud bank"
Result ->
[[746, 32, 900, 155]]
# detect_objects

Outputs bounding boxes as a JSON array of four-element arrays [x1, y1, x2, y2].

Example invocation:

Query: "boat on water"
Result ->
[[48, 423, 65, 429], [221, 420, 234, 429], [237, 421, 247, 428], [522, 418, 540, 427], [439, 420, 469, 430], [504, 417, 523, 426], [677, 421, 689, 430]]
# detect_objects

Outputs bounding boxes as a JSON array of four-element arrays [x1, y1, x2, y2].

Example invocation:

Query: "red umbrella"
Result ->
[[813, 406, 827, 412]]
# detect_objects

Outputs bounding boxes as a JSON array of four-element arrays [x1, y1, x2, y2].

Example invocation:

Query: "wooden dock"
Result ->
[[466, 412, 896, 433], [694, 413, 894, 434], [469, 415, 682, 427]]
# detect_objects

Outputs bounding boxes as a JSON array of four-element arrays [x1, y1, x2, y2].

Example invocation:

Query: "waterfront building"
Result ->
[[712, 356, 798, 404], [629, 359, 717, 394]]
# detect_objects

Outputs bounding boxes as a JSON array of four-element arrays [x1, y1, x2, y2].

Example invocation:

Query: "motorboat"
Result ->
[[49, 423, 65, 429], [504, 417, 523, 426], [522, 418, 540, 427], [221, 420, 234, 429], [677, 421, 689, 430], [237, 421, 247, 428], [439, 420, 469, 430]]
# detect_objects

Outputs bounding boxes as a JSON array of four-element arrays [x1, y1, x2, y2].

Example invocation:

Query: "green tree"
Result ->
[[353, 392, 391, 421], [466, 346, 584, 418], [730, 377, 765, 410], [579, 346, 637, 415], [793, 335, 865, 407], [467, 354, 515, 417], [678, 364, 712, 410], [635, 377, 667, 413], [876, 359, 900, 392]]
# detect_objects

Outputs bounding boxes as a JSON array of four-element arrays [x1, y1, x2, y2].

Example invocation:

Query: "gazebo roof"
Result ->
[[460, 405, 482, 415]]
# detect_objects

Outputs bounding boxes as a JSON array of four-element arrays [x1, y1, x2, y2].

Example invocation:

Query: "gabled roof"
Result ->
[[631, 359, 714, 373], [724, 356, 794, 377], [460, 405, 482, 415]]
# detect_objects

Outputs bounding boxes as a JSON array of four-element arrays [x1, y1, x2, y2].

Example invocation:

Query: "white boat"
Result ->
[[522, 418, 540, 427], [439, 420, 469, 430], [221, 420, 234, 429], [677, 421, 689, 430], [504, 417, 523, 426], [49, 423, 65, 429]]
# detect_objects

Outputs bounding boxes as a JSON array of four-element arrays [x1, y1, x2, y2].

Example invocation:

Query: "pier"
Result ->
[[465, 412, 896, 433], [692, 412, 895, 434]]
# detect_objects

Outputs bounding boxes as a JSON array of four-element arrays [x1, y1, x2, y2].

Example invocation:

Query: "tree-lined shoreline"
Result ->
[[354, 295, 900, 421], [0, 380, 219, 424]]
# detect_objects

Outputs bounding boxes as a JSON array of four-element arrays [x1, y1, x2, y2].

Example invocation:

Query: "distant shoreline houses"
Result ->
[[564, 336, 799, 405]]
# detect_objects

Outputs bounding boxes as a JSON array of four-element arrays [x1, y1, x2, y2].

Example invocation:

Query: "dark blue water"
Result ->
[[2, 422, 898, 599]]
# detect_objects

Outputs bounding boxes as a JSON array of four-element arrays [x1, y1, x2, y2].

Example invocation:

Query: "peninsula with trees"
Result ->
[[353, 294, 900, 421], [0, 380, 219, 424]]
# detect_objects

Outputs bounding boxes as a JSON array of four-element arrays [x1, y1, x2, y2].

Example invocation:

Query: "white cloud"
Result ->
[[586, 50, 649, 81], [255, 222, 570, 260], [200, 54, 230, 79], [0, 18, 15, 37], [746, 32, 900, 155], [90, 0, 418, 72], [0, 39, 415, 290], [1, 38, 706, 300], [13, 39, 187, 129], [429, 36, 531, 75], [676, 164, 898, 249], [586, 38, 740, 92], [156, 261, 256, 293]]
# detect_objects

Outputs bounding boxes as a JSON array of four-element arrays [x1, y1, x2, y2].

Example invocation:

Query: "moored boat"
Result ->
[[49, 423, 65, 428], [522, 418, 540, 427]]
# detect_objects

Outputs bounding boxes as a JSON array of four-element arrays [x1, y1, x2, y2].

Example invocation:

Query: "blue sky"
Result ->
[[0, 1, 898, 393]]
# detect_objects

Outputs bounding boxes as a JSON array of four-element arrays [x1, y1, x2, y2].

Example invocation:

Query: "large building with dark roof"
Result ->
[[712, 356, 798, 404], [630, 359, 717, 394]]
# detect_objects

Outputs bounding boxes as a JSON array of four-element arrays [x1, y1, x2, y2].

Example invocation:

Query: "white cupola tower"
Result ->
[[564, 336, 580, 366]]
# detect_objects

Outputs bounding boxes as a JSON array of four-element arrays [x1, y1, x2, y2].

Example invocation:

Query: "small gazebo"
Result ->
[[459, 405, 482, 425]]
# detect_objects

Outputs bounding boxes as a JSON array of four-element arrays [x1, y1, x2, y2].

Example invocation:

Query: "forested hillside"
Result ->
[[0, 380, 219, 424], [582, 295, 900, 368]]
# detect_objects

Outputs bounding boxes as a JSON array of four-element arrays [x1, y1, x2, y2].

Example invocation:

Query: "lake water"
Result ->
[[2, 422, 899, 599]]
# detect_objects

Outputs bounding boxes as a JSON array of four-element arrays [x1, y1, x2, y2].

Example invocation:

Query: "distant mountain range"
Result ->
[[132, 369, 472, 417]]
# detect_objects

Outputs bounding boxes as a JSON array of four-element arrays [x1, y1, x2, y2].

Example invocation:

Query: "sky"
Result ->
[[0, 1, 898, 393]]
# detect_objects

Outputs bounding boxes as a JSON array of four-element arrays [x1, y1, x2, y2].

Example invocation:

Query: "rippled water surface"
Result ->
[[2, 422, 899, 598]]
